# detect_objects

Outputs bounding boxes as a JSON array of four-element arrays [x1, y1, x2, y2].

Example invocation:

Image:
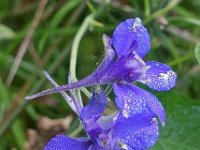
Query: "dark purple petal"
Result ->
[[123, 53, 147, 82], [112, 17, 151, 58], [138, 61, 177, 91], [80, 90, 107, 120], [100, 52, 146, 83], [82, 119, 103, 140], [114, 82, 165, 124], [113, 110, 159, 149], [44, 135, 91, 150], [80, 90, 107, 138], [101, 53, 135, 83]]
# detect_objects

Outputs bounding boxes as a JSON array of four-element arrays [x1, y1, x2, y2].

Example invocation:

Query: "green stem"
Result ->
[[69, 125, 83, 137], [144, 0, 150, 17], [168, 53, 193, 66], [80, 87, 92, 98], [69, 13, 97, 105], [144, 0, 180, 24], [69, 14, 94, 81]]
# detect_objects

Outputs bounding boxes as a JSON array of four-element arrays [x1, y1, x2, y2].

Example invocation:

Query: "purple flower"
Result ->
[[44, 89, 163, 150], [25, 17, 177, 100], [26, 17, 177, 149]]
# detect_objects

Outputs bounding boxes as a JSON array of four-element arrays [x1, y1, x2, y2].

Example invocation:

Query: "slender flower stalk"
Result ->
[[69, 90, 82, 115], [43, 71, 77, 114]]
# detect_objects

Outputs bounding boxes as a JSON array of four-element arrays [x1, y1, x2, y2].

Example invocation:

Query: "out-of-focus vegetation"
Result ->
[[0, 0, 200, 149]]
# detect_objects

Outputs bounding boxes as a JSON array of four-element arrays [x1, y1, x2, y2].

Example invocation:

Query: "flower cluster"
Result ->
[[26, 17, 177, 150]]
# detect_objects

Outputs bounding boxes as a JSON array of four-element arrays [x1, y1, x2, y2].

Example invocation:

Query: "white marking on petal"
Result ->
[[146, 65, 151, 71], [151, 117, 157, 123], [132, 18, 142, 32], [158, 70, 177, 86], [117, 141, 129, 150]]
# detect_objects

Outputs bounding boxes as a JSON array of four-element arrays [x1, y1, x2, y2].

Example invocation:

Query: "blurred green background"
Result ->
[[0, 0, 200, 149]]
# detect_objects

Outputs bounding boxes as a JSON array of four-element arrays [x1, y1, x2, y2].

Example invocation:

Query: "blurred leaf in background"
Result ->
[[0, 24, 15, 41], [152, 91, 200, 150], [195, 43, 200, 64]]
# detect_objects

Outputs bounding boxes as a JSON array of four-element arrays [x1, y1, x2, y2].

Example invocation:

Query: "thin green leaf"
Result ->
[[194, 43, 200, 64], [0, 79, 10, 117], [11, 119, 26, 149]]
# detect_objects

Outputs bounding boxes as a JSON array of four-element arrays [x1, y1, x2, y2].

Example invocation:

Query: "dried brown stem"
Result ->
[[6, 0, 48, 87]]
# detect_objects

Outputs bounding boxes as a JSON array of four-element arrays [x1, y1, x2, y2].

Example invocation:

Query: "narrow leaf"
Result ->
[[194, 43, 200, 64]]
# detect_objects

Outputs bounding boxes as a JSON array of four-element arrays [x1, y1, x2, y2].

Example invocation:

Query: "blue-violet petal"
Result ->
[[114, 82, 165, 124], [113, 109, 159, 150], [112, 17, 151, 58], [80, 90, 107, 139], [114, 83, 146, 118], [80, 90, 107, 120], [44, 135, 91, 150], [138, 61, 177, 91]]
